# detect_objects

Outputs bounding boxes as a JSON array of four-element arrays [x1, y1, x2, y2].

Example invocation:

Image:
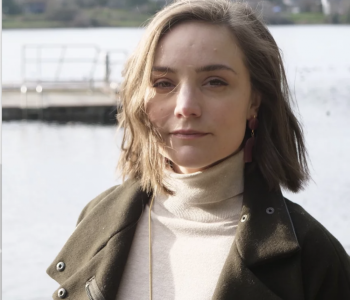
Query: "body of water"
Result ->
[[3, 26, 350, 300]]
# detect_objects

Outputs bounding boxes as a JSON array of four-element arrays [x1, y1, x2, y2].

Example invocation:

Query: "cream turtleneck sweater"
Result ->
[[116, 150, 244, 300]]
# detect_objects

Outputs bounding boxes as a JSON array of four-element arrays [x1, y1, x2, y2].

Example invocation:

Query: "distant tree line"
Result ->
[[2, 0, 166, 15], [2, 0, 350, 26], [2, 0, 168, 27]]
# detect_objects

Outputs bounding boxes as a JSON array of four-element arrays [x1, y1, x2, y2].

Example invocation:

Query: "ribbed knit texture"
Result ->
[[116, 150, 244, 300]]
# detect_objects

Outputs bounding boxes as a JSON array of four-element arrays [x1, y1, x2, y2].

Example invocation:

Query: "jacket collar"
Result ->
[[140, 166, 300, 267], [133, 166, 300, 267], [47, 167, 300, 299], [211, 167, 300, 299], [61, 166, 299, 273], [235, 167, 300, 267]]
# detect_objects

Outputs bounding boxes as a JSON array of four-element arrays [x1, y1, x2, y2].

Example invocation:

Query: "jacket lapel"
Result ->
[[236, 167, 300, 267], [48, 168, 301, 300], [213, 242, 283, 300], [213, 167, 300, 299], [47, 179, 149, 299]]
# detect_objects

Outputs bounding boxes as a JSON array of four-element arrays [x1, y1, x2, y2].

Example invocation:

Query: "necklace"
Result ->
[[148, 193, 155, 300]]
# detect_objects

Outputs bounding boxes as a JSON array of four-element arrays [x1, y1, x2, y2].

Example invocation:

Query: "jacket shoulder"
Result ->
[[285, 199, 350, 298], [285, 199, 347, 253], [76, 185, 120, 225]]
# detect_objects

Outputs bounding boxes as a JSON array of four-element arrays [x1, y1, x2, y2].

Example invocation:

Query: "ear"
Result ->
[[247, 91, 261, 119]]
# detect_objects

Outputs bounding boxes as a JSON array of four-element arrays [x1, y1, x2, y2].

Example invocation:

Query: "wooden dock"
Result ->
[[2, 84, 120, 124], [2, 43, 130, 123]]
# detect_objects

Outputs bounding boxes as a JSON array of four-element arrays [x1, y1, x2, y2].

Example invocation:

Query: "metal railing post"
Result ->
[[104, 52, 110, 86]]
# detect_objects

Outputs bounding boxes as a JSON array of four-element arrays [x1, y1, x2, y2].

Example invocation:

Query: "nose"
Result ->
[[174, 83, 201, 118]]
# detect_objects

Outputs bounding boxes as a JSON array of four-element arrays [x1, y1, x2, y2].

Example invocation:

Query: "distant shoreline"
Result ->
[[2, 8, 153, 29], [3, 11, 349, 29]]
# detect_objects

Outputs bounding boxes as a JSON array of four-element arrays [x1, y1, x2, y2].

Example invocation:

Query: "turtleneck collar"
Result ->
[[155, 150, 244, 222]]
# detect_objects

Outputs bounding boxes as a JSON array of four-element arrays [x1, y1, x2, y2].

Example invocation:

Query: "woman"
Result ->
[[47, 0, 350, 299]]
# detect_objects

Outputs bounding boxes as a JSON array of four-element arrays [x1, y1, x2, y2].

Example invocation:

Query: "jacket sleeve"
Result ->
[[288, 202, 350, 299], [312, 230, 350, 300], [76, 185, 119, 226]]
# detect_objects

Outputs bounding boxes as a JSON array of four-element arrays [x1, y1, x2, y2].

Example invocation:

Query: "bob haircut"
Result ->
[[117, 0, 309, 195]]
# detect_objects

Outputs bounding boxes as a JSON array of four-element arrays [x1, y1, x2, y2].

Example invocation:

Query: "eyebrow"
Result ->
[[151, 64, 237, 74], [196, 64, 237, 74]]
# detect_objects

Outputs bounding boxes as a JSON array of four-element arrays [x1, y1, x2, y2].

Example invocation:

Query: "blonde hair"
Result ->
[[117, 0, 309, 195]]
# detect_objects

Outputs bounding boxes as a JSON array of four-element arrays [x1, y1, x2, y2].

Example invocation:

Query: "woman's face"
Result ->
[[146, 21, 260, 174]]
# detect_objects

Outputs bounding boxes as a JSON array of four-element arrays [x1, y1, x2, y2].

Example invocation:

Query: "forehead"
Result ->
[[154, 21, 245, 70]]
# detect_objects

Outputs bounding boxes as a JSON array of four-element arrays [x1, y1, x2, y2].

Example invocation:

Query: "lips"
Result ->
[[170, 129, 208, 139], [171, 129, 206, 135]]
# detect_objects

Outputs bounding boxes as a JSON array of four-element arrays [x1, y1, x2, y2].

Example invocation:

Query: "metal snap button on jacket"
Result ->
[[241, 214, 248, 222], [266, 207, 275, 214], [56, 262, 65, 272], [57, 288, 67, 299]]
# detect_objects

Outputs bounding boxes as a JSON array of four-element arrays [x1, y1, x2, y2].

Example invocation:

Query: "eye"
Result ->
[[153, 81, 174, 89], [206, 79, 228, 86]]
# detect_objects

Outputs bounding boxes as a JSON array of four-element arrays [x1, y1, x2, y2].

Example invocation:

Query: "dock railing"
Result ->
[[19, 43, 128, 92], [2, 44, 129, 122]]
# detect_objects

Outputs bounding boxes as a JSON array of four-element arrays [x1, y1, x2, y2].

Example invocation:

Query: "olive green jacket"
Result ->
[[47, 169, 350, 300]]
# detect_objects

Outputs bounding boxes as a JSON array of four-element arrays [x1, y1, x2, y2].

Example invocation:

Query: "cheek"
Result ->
[[211, 100, 247, 130], [210, 101, 248, 151], [145, 100, 172, 129], [220, 116, 246, 141]]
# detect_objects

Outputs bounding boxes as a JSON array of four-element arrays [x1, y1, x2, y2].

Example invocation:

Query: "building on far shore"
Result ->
[[322, 0, 350, 15], [295, 0, 322, 13], [244, 0, 349, 18], [14, 0, 48, 14]]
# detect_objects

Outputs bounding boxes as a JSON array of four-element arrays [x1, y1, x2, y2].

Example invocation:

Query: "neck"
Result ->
[[158, 149, 244, 222], [170, 148, 243, 174]]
